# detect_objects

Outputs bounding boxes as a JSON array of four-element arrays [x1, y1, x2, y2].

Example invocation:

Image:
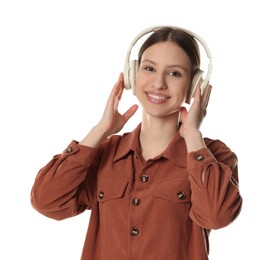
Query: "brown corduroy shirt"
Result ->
[[31, 124, 242, 260]]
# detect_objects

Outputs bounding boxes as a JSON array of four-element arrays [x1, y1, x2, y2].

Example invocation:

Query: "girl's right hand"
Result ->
[[80, 73, 138, 148], [97, 72, 138, 137]]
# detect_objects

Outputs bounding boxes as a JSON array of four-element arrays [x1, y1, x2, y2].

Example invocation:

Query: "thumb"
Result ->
[[180, 107, 187, 123], [123, 104, 139, 123]]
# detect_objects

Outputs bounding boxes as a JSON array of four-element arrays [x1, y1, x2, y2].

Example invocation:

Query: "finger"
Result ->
[[122, 104, 139, 123], [106, 73, 123, 107], [179, 107, 188, 122], [193, 84, 202, 104], [109, 73, 123, 98], [116, 73, 125, 101], [202, 85, 212, 110], [110, 73, 124, 102], [113, 96, 120, 110], [114, 74, 125, 109]]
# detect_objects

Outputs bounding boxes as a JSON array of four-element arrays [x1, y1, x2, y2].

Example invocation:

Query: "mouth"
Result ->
[[146, 92, 170, 104]]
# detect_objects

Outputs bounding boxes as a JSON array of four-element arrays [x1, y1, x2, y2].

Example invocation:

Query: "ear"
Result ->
[[185, 69, 204, 104]]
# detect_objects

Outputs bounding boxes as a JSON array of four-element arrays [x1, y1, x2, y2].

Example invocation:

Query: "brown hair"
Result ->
[[138, 27, 200, 77]]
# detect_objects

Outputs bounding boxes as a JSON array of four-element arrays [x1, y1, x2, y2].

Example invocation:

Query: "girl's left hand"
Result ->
[[179, 84, 212, 139]]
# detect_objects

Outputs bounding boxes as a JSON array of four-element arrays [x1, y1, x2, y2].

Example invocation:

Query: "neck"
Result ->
[[139, 111, 179, 160]]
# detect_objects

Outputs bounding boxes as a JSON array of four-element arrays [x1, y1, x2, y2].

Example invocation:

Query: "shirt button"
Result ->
[[132, 198, 141, 206], [131, 228, 139, 236], [66, 147, 74, 153], [177, 191, 186, 200], [98, 191, 104, 199], [140, 175, 149, 182], [195, 154, 204, 161]]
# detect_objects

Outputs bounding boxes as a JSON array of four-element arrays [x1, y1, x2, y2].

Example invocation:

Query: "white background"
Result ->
[[0, 0, 269, 259]]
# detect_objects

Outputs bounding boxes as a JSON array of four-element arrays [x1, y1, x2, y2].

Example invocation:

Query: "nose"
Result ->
[[152, 72, 167, 90]]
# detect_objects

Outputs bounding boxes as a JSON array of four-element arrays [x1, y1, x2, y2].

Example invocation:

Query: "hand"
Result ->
[[179, 84, 212, 139], [97, 73, 138, 136]]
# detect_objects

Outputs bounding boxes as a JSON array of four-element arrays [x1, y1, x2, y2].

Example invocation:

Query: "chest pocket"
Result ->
[[153, 179, 191, 204], [97, 176, 128, 203]]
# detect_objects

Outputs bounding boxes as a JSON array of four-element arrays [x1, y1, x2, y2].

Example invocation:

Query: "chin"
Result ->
[[144, 108, 180, 119]]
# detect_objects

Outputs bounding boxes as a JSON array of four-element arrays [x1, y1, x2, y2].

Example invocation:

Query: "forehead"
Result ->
[[141, 41, 192, 68]]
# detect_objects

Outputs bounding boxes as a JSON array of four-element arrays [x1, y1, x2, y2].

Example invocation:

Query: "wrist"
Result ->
[[183, 130, 206, 153], [80, 125, 109, 148]]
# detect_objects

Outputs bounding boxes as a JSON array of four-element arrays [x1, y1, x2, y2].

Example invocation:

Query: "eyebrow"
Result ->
[[141, 59, 189, 72]]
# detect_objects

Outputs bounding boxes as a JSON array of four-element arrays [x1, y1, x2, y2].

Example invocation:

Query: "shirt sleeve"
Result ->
[[187, 139, 242, 230], [30, 140, 100, 221]]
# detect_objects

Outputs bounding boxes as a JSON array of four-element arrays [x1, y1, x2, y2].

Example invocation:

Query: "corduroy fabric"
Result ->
[[31, 124, 242, 260]]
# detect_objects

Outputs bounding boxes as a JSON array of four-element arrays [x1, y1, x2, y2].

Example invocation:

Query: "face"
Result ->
[[135, 41, 192, 118]]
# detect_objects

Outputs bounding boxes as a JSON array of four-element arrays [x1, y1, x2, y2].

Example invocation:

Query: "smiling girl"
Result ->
[[31, 26, 242, 260]]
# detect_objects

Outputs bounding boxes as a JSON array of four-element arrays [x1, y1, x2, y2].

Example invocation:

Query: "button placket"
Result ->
[[128, 156, 153, 254]]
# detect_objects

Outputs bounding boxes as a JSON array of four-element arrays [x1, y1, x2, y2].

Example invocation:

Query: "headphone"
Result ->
[[123, 25, 213, 104]]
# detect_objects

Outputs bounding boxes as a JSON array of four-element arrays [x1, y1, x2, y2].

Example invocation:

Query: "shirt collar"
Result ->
[[113, 123, 142, 162], [113, 123, 187, 168], [161, 131, 187, 168]]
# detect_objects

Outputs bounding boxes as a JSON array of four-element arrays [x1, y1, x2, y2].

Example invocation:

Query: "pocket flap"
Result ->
[[153, 179, 191, 203], [97, 177, 128, 202]]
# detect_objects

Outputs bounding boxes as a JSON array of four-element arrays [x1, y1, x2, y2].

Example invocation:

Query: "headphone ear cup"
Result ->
[[128, 60, 138, 95], [185, 69, 204, 104]]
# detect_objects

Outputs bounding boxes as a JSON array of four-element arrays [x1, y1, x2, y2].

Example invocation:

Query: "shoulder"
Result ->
[[204, 137, 233, 151]]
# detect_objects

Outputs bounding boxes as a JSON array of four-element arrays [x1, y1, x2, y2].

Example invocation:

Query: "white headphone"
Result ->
[[123, 25, 213, 104]]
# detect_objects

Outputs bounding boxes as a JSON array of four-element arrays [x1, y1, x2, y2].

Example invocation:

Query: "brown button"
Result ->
[[195, 154, 204, 161], [132, 198, 141, 206], [140, 175, 149, 182], [66, 147, 74, 153], [131, 228, 139, 236], [177, 191, 186, 200], [98, 191, 104, 199]]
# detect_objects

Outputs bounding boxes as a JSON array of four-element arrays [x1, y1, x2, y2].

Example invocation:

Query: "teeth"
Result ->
[[148, 94, 166, 100]]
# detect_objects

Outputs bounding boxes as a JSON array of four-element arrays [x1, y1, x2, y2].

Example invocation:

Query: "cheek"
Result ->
[[136, 71, 146, 85], [175, 80, 190, 93], [181, 80, 191, 97], [133, 77, 143, 98], [173, 86, 189, 105], [134, 73, 147, 94], [175, 94, 186, 106]]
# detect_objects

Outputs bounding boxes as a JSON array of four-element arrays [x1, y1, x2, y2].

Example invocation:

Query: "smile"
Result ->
[[148, 93, 167, 100], [146, 92, 170, 104]]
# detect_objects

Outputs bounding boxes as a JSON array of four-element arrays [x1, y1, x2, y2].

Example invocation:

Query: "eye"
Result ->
[[168, 71, 182, 77], [144, 66, 155, 72]]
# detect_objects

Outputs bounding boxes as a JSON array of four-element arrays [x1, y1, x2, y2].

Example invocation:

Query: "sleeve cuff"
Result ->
[[60, 140, 99, 166], [187, 147, 217, 169]]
